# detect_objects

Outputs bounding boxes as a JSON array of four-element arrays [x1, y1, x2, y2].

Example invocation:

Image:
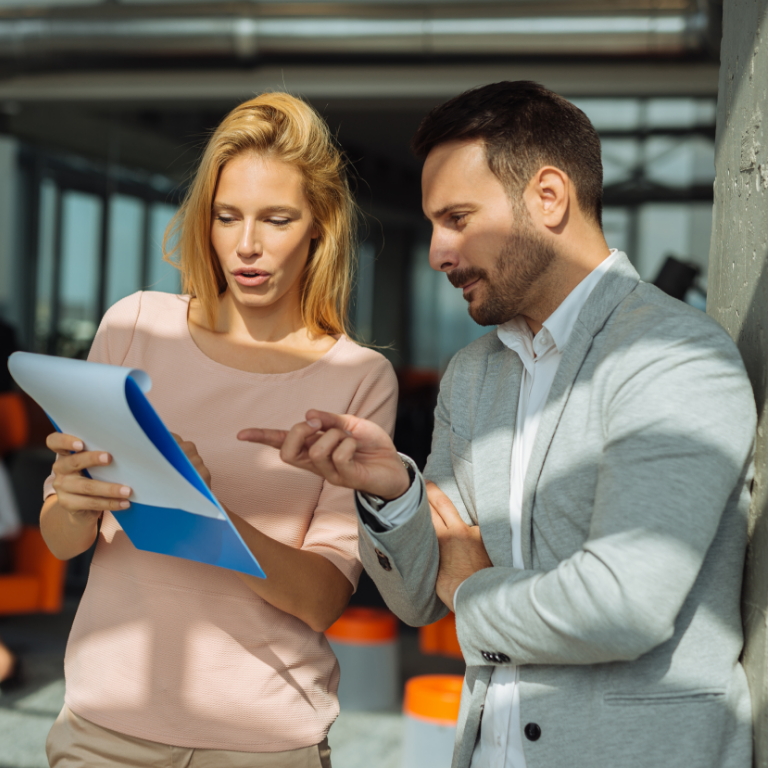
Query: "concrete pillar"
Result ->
[[706, 1, 768, 764]]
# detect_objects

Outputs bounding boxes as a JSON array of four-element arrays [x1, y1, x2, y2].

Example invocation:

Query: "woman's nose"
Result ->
[[237, 221, 262, 259]]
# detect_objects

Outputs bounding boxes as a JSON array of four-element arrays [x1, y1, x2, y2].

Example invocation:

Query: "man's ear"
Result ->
[[526, 166, 570, 231]]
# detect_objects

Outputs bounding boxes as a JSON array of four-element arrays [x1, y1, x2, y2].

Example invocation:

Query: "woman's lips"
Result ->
[[234, 272, 270, 287]]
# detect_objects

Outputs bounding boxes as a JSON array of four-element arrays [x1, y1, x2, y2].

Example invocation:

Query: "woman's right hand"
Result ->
[[47, 432, 133, 525]]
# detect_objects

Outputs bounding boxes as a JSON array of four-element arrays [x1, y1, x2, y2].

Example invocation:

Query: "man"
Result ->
[[240, 81, 756, 768]]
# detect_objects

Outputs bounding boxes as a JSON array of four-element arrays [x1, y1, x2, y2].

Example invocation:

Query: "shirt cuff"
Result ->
[[452, 577, 468, 612], [357, 454, 422, 531]]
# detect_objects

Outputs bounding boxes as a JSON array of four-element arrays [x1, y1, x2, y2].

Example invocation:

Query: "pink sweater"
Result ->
[[44, 291, 397, 751]]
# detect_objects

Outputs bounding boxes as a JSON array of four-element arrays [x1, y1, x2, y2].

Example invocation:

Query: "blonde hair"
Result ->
[[164, 92, 357, 338]]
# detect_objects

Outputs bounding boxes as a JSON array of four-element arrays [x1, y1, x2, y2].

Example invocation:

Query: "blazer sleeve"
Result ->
[[355, 353, 469, 627], [454, 321, 757, 666]]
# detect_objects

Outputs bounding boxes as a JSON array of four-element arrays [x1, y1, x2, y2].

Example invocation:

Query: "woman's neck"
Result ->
[[214, 289, 308, 346], [187, 288, 336, 374]]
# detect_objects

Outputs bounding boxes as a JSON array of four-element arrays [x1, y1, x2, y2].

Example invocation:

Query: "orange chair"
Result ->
[[0, 392, 28, 456], [0, 527, 66, 614], [419, 612, 463, 660], [0, 392, 66, 615]]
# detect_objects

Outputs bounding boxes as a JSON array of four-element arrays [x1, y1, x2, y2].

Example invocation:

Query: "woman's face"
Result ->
[[211, 152, 318, 314]]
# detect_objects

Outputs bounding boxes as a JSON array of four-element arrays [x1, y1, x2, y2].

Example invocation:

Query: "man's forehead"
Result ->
[[423, 138, 486, 174], [421, 139, 501, 217]]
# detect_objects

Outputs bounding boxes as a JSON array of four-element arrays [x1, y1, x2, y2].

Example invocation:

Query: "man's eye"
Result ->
[[451, 214, 467, 224]]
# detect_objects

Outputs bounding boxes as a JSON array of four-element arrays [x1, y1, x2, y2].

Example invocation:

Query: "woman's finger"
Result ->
[[56, 473, 131, 501], [46, 432, 86, 456], [57, 491, 130, 513], [53, 450, 112, 477]]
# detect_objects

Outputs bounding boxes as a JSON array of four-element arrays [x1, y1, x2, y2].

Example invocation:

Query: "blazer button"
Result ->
[[374, 548, 392, 571], [497, 653, 510, 664], [524, 723, 542, 742]]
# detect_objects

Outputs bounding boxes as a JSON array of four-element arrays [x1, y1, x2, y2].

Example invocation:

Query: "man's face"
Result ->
[[421, 139, 555, 326]]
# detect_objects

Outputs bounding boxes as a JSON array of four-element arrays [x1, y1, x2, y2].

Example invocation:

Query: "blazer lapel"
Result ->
[[519, 254, 642, 568], [472, 347, 522, 568]]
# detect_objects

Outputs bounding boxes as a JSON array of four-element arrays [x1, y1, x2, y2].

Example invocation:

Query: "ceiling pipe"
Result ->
[[0, 6, 713, 62]]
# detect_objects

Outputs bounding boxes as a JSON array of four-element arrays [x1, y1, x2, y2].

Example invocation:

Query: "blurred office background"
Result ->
[[0, 0, 719, 371], [0, 2, 723, 763]]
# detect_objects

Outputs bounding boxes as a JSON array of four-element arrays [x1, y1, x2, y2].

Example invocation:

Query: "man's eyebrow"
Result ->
[[425, 203, 475, 220]]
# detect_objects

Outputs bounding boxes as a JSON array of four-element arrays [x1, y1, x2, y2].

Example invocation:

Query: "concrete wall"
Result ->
[[706, 1, 768, 764]]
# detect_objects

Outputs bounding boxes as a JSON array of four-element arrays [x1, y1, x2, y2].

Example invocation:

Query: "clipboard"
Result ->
[[8, 351, 265, 579]]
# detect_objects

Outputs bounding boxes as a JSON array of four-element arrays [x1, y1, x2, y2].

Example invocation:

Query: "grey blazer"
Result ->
[[357, 254, 757, 768]]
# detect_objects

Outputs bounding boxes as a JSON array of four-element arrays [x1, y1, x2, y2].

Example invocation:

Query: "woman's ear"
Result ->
[[526, 166, 570, 231]]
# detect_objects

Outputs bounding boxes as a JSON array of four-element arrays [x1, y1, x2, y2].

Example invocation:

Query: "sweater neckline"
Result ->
[[174, 294, 349, 381]]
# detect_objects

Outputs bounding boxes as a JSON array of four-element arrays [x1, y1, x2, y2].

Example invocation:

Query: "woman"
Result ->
[[40, 93, 397, 767]]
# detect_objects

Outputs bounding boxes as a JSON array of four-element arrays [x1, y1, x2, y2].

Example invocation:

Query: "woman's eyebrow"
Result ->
[[211, 202, 301, 217]]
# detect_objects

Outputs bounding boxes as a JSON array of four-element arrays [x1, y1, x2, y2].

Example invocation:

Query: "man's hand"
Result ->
[[238, 410, 410, 500], [428, 482, 492, 609]]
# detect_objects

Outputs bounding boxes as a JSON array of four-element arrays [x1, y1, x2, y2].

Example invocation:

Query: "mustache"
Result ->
[[447, 267, 488, 289]]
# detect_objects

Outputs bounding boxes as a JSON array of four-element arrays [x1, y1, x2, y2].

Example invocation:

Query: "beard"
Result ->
[[447, 213, 557, 326]]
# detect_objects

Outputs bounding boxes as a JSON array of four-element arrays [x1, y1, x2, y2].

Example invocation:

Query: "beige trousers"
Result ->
[[47, 705, 332, 768]]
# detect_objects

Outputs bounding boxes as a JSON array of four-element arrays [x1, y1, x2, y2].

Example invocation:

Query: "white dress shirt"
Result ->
[[360, 250, 620, 768]]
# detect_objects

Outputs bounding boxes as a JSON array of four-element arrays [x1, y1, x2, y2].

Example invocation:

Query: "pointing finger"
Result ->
[[237, 427, 289, 449]]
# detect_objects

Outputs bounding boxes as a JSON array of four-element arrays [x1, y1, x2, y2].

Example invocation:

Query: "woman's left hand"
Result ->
[[171, 433, 212, 489]]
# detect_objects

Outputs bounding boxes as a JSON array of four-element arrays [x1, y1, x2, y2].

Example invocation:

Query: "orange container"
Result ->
[[325, 606, 399, 645], [326, 607, 400, 711], [403, 674, 463, 727], [419, 613, 463, 659]]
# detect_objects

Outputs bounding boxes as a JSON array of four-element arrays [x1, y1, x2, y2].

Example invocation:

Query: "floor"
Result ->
[[0, 602, 463, 768]]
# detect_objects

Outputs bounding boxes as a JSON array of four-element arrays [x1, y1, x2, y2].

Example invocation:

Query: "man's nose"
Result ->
[[428, 230, 459, 273]]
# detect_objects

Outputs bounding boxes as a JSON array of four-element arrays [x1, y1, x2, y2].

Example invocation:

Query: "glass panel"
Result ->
[[57, 190, 103, 357], [602, 207, 632, 255], [410, 242, 486, 371], [106, 195, 145, 310], [636, 204, 691, 282], [146, 203, 181, 294], [571, 99, 641, 131], [354, 241, 376, 342], [34, 178, 57, 352], [646, 98, 717, 129], [644, 136, 716, 188], [601, 139, 640, 187]]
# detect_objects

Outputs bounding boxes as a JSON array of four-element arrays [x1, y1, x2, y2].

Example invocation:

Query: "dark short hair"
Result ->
[[411, 81, 603, 227]]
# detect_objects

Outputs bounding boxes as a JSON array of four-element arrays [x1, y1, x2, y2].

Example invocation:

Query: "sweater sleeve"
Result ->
[[42, 293, 144, 500], [301, 351, 398, 588]]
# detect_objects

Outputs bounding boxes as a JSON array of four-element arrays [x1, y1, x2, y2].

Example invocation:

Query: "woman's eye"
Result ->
[[268, 218, 291, 227], [214, 215, 236, 224]]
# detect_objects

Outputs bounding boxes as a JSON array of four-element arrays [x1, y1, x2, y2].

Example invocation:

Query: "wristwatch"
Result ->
[[361, 456, 416, 512]]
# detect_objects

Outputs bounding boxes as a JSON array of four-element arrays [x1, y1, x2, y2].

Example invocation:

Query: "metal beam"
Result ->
[[0, 62, 721, 104]]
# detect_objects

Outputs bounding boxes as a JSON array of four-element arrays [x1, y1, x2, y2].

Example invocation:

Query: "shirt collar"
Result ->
[[497, 249, 621, 357]]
